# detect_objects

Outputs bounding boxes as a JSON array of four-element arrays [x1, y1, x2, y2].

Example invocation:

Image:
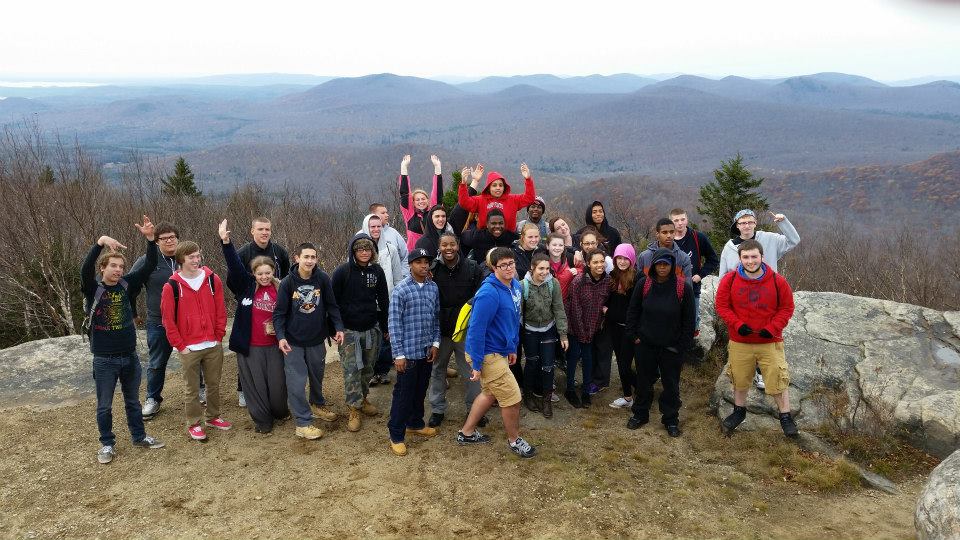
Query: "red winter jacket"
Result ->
[[457, 171, 536, 231], [160, 267, 227, 351], [566, 271, 610, 343], [715, 264, 794, 344]]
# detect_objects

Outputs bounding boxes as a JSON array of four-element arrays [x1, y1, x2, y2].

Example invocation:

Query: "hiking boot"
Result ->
[[205, 417, 232, 431], [188, 423, 207, 441], [609, 397, 633, 409], [296, 425, 324, 440], [780, 412, 799, 438], [627, 415, 649, 430], [666, 424, 682, 438], [722, 406, 747, 435], [428, 413, 444, 428], [580, 391, 592, 407], [753, 372, 765, 390], [524, 393, 541, 412], [97, 445, 115, 464], [564, 390, 582, 408], [406, 426, 438, 437], [311, 405, 338, 422], [142, 398, 160, 418], [541, 397, 553, 419], [446, 366, 458, 378], [132, 435, 165, 449], [457, 430, 492, 445], [347, 408, 362, 432], [238, 391, 246, 408], [360, 398, 379, 416], [509, 436, 537, 459], [389, 440, 408, 456]]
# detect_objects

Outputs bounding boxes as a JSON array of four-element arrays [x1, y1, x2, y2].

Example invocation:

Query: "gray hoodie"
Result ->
[[718, 216, 800, 275], [360, 214, 405, 294], [637, 241, 693, 278]]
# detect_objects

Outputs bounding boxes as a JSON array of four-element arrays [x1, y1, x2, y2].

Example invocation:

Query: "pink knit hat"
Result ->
[[613, 243, 637, 267]]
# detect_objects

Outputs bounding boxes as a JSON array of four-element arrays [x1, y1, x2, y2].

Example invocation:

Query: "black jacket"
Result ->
[[222, 241, 278, 357], [511, 241, 548, 281], [331, 234, 389, 333], [461, 227, 519, 265], [574, 200, 622, 254], [624, 248, 695, 350], [673, 229, 719, 295], [238, 240, 291, 279], [430, 254, 483, 337]]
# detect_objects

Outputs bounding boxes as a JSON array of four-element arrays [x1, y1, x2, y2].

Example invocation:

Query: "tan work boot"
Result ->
[[347, 407, 362, 432], [295, 425, 324, 440], [360, 398, 378, 417], [446, 366, 458, 378], [389, 440, 407, 456], [406, 426, 438, 437], [311, 405, 338, 422]]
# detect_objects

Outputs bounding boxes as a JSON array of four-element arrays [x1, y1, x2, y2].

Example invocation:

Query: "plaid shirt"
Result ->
[[388, 276, 440, 359]]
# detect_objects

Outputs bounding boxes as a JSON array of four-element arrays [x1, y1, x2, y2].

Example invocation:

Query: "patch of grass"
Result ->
[[820, 431, 941, 482], [763, 444, 860, 492]]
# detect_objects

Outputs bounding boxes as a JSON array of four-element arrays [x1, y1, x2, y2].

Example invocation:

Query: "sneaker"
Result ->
[[205, 417, 233, 431], [132, 435, 165, 449], [406, 426, 438, 437], [311, 405, 338, 422], [550, 392, 560, 403], [347, 408, 362, 432], [580, 391, 592, 407], [389, 440, 408, 456], [142, 398, 160, 418], [370, 373, 390, 387], [368, 374, 381, 387], [609, 397, 633, 409], [428, 413, 444, 428], [587, 383, 601, 395], [296, 425, 324, 440], [360, 398, 379, 416], [97, 445, 115, 464], [457, 430, 492, 445], [666, 424, 682, 438], [188, 423, 207, 441], [238, 391, 246, 408], [754, 372, 766, 390], [198, 387, 207, 405], [780, 413, 799, 438], [509, 436, 537, 459], [627, 416, 648, 430], [565, 390, 582, 408], [722, 406, 747, 434]]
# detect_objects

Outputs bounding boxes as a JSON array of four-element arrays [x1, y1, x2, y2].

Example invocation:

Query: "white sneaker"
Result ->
[[609, 397, 633, 409], [550, 392, 560, 403], [97, 445, 115, 464], [198, 387, 207, 404], [238, 391, 246, 408], [754, 372, 766, 390], [142, 397, 159, 417]]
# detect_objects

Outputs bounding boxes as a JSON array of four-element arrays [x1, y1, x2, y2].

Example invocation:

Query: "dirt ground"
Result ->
[[0, 351, 925, 540]]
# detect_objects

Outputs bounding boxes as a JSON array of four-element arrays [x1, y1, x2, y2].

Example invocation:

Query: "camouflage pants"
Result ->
[[339, 328, 382, 409]]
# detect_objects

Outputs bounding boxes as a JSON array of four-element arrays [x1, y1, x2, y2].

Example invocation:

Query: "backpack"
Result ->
[[521, 278, 555, 301], [451, 297, 474, 343], [641, 275, 685, 303], [167, 275, 216, 320], [81, 279, 128, 337]]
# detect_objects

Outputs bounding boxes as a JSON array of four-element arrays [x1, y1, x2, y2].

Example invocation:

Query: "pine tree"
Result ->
[[39, 165, 55, 185], [697, 153, 769, 249], [163, 157, 202, 197], [441, 168, 462, 210]]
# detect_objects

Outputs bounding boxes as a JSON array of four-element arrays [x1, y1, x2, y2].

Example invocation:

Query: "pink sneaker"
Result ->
[[205, 417, 233, 431], [188, 423, 207, 440]]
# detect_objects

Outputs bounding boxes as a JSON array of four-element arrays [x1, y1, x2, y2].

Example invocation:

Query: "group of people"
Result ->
[[82, 154, 802, 464]]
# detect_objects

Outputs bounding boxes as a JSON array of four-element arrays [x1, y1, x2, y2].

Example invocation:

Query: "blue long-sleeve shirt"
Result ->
[[465, 274, 522, 371], [388, 276, 440, 360]]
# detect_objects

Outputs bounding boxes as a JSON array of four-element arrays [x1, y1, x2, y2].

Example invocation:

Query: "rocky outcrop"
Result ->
[[704, 276, 960, 458], [916, 449, 960, 540]]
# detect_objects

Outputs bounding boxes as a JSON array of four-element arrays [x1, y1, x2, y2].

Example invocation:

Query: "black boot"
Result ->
[[779, 412, 799, 438], [722, 405, 747, 434], [580, 391, 592, 407], [541, 397, 552, 418], [564, 390, 582, 408]]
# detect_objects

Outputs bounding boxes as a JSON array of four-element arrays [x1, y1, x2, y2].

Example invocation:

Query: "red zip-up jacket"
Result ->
[[715, 264, 794, 344], [457, 171, 536, 231], [160, 266, 227, 351]]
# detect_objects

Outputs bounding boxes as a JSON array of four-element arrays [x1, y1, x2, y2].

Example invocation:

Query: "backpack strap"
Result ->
[[692, 230, 701, 266], [168, 278, 181, 321]]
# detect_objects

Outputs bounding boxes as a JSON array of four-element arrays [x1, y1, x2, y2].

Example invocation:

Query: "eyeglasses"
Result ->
[[354, 247, 373, 252], [158, 235, 178, 242], [582, 241, 598, 247], [737, 221, 757, 226], [495, 261, 516, 270]]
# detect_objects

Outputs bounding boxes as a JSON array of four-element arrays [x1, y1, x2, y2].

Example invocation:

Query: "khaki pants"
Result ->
[[181, 343, 224, 425]]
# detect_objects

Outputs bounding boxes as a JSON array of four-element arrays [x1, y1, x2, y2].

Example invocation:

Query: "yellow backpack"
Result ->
[[451, 297, 475, 343]]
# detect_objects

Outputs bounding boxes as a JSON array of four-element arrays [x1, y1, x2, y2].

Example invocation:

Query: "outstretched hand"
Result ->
[[471, 164, 484, 182], [134, 215, 155, 241], [461, 166, 473, 184], [401, 154, 411, 175], [769, 211, 785, 223], [218, 219, 230, 243], [520, 162, 531, 180], [430, 154, 441, 175], [98, 235, 127, 252]]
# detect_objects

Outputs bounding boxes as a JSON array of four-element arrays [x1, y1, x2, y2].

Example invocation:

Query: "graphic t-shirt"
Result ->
[[90, 282, 136, 356], [250, 284, 278, 347]]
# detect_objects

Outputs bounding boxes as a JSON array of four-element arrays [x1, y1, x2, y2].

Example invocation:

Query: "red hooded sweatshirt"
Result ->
[[715, 263, 794, 344], [160, 266, 227, 351], [457, 171, 536, 231]]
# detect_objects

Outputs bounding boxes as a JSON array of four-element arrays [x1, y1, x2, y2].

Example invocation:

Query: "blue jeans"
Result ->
[[387, 357, 432, 442], [566, 338, 593, 395], [93, 352, 146, 446], [522, 326, 559, 396], [145, 321, 174, 403]]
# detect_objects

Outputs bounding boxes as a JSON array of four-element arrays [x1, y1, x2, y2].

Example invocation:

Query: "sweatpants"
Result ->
[[428, 336, 480, 415], [181, 344, 224, 426], [284, 344, 327, 427], [237, 345, 289, 432], [387, 357, 432, 442], [631, 342, 683, 426]]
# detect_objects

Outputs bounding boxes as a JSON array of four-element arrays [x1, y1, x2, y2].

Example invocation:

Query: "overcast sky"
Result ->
[[4, 0, 959, 82]]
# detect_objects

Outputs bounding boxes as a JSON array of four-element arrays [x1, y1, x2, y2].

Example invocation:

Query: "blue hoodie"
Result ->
[[465, 273, 522, 371]]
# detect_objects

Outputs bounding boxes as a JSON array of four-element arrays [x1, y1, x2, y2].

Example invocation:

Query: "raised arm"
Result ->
[[771, 212, 800, 255], [457, 164, 484, 212], [508, 163, 537, 207], [430, 155, 443, 205], [398, 154, 413, 215]]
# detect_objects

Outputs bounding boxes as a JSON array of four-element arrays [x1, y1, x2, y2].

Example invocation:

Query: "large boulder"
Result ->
[[916, 449, 960, 540], [704, 275, 960, 458]]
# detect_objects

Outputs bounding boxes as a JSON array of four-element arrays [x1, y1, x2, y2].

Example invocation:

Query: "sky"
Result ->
[[3, 0, 959, 82]]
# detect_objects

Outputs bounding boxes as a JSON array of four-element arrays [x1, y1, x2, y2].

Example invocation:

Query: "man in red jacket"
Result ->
[[714, 239, 798, 437], [161, 241, 230, 441]]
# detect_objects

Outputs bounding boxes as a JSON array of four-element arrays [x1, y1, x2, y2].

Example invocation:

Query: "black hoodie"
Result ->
[[331, 233, 390, 333], [414, 204, 454, 258], [461, 226, 519, 264], [624, 247, 695, 350], [273, 261, 343, 347], [574, 200, 623, 254]]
